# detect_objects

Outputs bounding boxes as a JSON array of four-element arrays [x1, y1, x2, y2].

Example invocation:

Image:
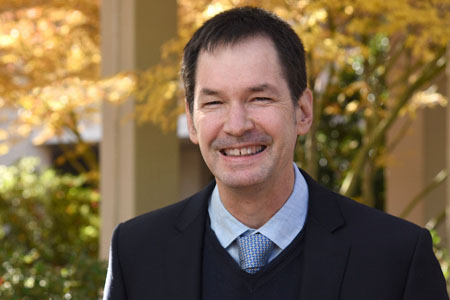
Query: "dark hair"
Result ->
[[181, 6, 307, 113]]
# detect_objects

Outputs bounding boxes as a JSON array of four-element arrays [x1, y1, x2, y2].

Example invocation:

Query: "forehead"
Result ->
[[194, 36, 286, 96]]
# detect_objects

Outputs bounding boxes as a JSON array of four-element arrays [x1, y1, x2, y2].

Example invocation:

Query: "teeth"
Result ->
[[223, 146, 264, 156]]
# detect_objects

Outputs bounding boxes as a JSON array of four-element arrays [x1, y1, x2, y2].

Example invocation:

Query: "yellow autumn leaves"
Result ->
[[0, 2, 135, 159]]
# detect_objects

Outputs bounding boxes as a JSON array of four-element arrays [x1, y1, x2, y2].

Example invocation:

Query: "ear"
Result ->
[[185, 99, 199, 144], [295, 89, 313, 135]]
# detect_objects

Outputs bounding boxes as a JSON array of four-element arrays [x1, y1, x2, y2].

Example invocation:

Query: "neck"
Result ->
[[217, 166, 295, 229]]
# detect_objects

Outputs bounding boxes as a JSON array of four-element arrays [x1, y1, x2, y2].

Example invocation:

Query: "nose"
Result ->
[[223, 103, 254, 136]]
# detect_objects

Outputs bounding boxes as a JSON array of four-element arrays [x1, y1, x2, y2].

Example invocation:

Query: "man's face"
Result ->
[[186, 36, 312, 191]]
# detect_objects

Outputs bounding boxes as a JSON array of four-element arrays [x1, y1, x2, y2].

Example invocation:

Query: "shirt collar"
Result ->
[[208, 162, 309, 250], [208, 186, 249, 248]]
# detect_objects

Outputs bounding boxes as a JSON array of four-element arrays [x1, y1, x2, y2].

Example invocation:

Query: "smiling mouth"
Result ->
[[220, 145, 266, 157]]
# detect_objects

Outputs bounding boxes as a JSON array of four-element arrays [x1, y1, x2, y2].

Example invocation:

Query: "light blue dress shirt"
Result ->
[[208, 162, 309, 264]]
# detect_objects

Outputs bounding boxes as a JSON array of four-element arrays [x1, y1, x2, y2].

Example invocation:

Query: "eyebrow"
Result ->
[[199, 83, 279, 97], [248, 83, 278, 94], [199, 88, 220, 96]]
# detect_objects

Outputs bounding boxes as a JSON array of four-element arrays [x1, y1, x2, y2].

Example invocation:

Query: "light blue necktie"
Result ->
[[237, 233, 274, 274]]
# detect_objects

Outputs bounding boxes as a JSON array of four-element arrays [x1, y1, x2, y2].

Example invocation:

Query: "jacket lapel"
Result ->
[[163, 182, 214, 300], [300, 218, 350, 299], [300, 170, 351, 300]]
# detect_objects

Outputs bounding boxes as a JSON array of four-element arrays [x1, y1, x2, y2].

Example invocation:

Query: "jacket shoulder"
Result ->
[[115, 181, 214, 242], [336, 192, 424, 235], [328, 189, 430, 264], [301, 167, 423, 236]]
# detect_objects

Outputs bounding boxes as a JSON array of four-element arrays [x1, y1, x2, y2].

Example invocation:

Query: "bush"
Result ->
[[0, 157, 106, 299], [430, 229, 450, 284]]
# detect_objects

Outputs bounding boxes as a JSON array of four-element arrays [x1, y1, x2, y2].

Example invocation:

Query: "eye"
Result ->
[[253, 97, 271, 102], [204, 100, 222, 106]]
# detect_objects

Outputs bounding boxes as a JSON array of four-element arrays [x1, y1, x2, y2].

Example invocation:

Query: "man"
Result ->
[[103, 7, 448, 300]]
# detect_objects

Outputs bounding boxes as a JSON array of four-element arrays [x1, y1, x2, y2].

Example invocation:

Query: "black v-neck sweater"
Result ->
[[202, 221, 306, 300]]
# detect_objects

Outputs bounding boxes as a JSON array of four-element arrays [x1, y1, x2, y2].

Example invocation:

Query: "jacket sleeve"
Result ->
[[103, 224, 127, 300], [402, 228, 449, 300]]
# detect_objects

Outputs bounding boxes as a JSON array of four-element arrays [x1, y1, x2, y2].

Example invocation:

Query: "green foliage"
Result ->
[[300, 33, 390, 206], [430, 229, 450, 281], [0, 157, 106, 299]]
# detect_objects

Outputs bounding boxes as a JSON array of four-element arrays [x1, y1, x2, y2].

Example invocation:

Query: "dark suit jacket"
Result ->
[[103, 170, 448, 300]]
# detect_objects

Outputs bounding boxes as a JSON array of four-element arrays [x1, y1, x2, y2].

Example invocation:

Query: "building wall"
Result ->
[[0, 140, 51, 167]]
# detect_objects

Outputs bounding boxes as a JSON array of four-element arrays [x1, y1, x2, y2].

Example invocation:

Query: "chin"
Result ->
[[215, 171, 268, 190]]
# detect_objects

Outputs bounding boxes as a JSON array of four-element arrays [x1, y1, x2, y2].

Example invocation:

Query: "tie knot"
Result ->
[[237, 233, 274, 274]]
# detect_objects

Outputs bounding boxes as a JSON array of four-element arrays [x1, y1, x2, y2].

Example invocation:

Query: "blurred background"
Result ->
[[0, 0, 449, 298]]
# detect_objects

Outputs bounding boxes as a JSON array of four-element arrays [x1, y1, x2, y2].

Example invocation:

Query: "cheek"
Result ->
[[194, 114, 222, 145], [251, 110, 284, 129], [255, 110, 298, 142]]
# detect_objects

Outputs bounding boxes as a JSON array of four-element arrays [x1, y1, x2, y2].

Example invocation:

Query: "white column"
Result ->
[[100, 0, 136, 260], [100, 0, 178, 260]]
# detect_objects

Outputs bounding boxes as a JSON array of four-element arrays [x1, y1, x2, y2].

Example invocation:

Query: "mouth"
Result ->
[[220, 145, 266, 157]]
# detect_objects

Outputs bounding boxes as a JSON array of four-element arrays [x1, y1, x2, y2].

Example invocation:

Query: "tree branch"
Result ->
[[339, 47, 447, 196]]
